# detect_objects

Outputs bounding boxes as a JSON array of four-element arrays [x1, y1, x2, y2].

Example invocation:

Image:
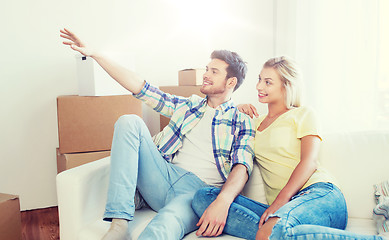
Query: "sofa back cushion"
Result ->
[[242, 161, 267, 204], [319, 131, 389, 219]]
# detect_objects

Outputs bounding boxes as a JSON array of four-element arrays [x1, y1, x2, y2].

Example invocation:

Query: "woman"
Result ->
[[191, 56, 385, 240]]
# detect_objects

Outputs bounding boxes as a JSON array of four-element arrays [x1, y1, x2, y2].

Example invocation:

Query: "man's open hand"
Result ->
[[196, 197, 230, 237], [60, 28, 94, 57]]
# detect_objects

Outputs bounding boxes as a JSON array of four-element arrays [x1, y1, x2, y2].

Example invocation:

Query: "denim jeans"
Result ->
[[103, 115, 208, 240], [192, 183, 383, 240]]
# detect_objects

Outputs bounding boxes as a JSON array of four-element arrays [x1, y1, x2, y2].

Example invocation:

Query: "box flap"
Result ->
[[0, 193, 19, 203]]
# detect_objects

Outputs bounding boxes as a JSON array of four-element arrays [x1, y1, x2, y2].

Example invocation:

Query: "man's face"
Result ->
[[200, 58, 229, 96]]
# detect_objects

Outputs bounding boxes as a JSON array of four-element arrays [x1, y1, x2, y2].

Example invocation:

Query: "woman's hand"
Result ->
[[60, 28, 95, 57], [255, 217, 280, 240], [237, 104, 259, 119], [256, 198, 288, 239], [258, 197, 288, 228]]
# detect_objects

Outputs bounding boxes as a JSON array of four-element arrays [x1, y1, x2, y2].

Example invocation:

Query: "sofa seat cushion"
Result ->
[[78, 208, 377, 239], [346, 218, 377, 236], [79, 208, 242, 239]]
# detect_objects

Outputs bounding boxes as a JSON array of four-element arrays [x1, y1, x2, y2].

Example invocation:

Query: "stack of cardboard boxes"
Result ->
[[0, 193, 21, 240], [56, 55, 142, 173], [159, 69, 206, 130], [56, 94, 142, 173]]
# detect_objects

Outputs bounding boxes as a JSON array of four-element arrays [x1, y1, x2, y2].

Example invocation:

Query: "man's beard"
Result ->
[[200, 82, 227, 95]]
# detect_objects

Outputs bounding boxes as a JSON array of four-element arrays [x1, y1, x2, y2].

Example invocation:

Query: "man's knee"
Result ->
[[140, 197, 198, 239], [115, 114, 144, 130]]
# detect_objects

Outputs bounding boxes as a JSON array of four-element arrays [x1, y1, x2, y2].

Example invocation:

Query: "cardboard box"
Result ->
[[76, 53, 135, 96], [56, 148, 110, 173], [178, 69, 205, 86], [0, 193, 21, 240], [57, 95, 142, 154], [159, 86, 205, 130]]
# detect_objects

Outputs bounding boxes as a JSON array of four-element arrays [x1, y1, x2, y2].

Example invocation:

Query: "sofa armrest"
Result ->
[[56, 157, 111, 240]]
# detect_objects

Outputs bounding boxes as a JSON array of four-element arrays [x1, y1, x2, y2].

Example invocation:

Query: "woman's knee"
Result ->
[[191, 187, 220, 217]]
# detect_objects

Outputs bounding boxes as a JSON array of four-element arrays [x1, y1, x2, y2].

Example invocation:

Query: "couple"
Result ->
[[61, 28, 384, 240]]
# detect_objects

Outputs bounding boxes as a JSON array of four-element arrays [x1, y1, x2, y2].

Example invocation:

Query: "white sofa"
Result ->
[[57, 131, 389, 239]]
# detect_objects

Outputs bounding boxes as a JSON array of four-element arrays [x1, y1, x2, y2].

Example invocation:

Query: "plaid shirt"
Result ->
[[134, 82, 255, 181]]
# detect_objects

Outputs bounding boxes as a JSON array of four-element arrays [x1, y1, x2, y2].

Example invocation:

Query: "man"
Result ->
[[60, 28, 255, 240]]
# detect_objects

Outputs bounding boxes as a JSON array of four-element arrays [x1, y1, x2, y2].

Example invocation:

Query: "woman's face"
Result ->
[[256, 67, 285, 105]]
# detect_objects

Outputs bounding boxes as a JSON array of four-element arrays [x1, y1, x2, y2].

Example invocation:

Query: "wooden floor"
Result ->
[[21, 206, 59, 240]]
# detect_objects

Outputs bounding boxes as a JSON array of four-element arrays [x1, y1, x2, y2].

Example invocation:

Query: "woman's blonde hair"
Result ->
[[263, 56, 302, 109]]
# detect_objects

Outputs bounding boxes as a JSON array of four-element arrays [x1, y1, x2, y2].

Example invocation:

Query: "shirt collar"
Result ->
[[201, 97, 235, 113]]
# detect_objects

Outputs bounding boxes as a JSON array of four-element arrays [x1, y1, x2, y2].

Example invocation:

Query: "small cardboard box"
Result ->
[[0, 193, 22, 240], [178, 69, 205, 86], [159, 86, 205, 130], [56, 148, 111, 173], [57, 95, 142, 154], [76, 53, 135, 96]]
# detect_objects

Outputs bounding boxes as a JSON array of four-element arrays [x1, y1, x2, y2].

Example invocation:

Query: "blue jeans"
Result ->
[[103, 115, 208, 239], [192, 183, 383, 240]]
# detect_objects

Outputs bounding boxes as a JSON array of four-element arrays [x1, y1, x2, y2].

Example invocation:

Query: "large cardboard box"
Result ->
[[56, 148, 111, 173], [0, 193, 21, 240], [159, 86, 205, 130], [76, 54, 135, 96], [178, 68, 205, 86], [57, 95, 142, 154]]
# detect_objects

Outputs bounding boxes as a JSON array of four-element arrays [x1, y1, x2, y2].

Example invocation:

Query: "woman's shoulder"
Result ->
[[286, 107, 320, 129], [292, 106, 321, 134], [290, 106, 318, 118], [292, 106, 314, 113]]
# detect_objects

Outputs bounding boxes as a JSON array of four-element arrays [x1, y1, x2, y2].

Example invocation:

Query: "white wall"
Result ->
[[0, 0, 274, 210], [274, 0, 389, 133]]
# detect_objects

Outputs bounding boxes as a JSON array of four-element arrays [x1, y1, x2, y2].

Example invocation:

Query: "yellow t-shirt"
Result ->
[[254, 107, 337, 204]]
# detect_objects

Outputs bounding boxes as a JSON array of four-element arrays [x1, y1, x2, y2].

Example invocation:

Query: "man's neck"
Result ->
[[206, 94, 232, 108]]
